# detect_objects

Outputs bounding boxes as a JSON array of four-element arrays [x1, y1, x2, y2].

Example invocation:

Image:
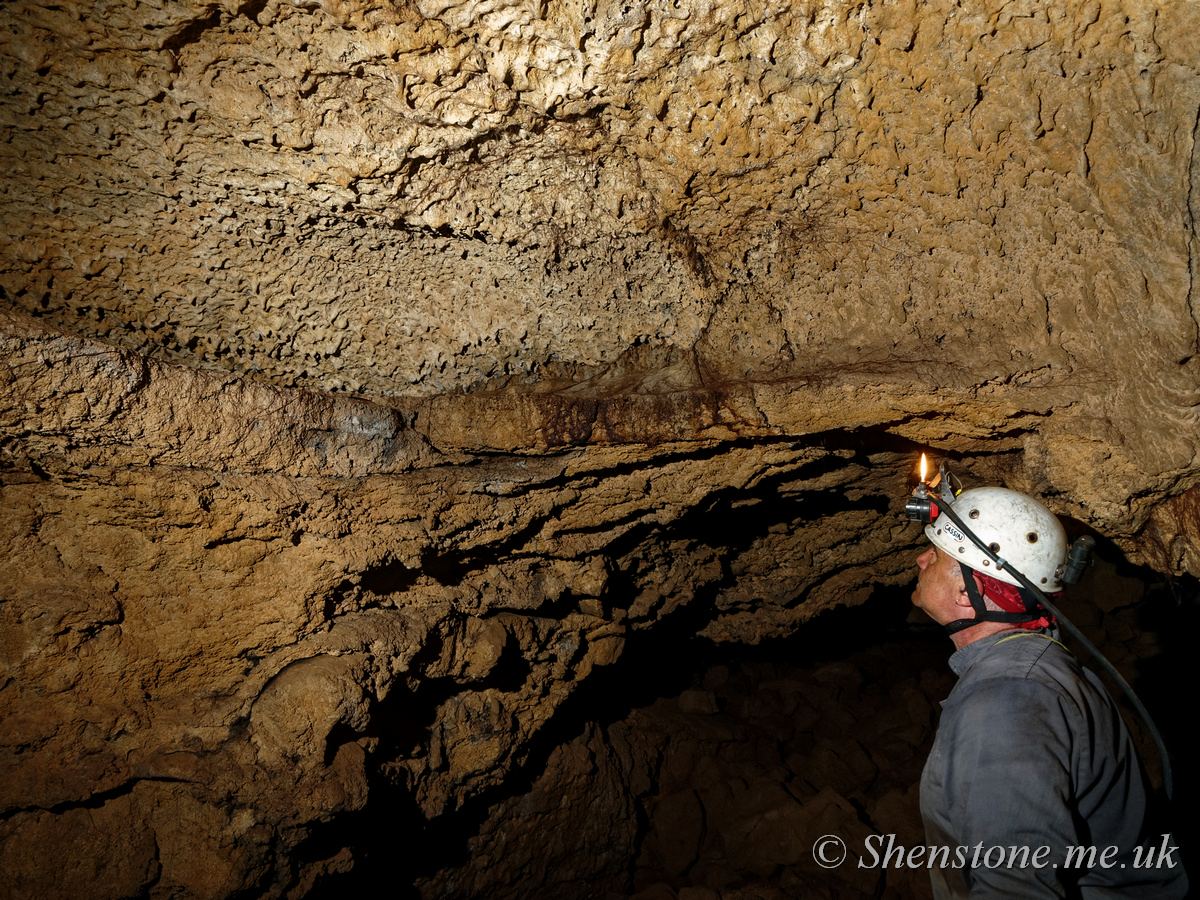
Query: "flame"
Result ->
[[920, 453, 927, 482]]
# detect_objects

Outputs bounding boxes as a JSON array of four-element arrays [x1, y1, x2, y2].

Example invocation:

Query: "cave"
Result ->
[[2, 0, 1199, 897]]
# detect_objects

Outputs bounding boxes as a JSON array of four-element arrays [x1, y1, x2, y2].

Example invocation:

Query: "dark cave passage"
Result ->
[[304, 547, 1199, 900]]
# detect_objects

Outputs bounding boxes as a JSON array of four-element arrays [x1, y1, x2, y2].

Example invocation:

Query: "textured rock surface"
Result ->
[[2, 0, 1198, 501], [2, 0, 1200, 896], [2, 309, 928, 897]]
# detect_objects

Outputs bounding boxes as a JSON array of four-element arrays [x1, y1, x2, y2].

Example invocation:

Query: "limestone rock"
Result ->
[[2, 0, 1200, 895]]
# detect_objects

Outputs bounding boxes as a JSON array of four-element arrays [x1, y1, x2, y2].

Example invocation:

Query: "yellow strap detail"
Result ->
[[994, 631, 1070, 653]]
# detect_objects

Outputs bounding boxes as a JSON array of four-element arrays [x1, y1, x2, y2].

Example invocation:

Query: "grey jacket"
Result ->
[[920, 629, 1188, 899]]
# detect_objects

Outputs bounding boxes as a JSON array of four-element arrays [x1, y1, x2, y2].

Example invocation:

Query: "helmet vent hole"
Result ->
[[936, 528, 942, 535], [1041, 577, 1048, 584], [969, 509, 980, 519], [988, 542, 1000, 552], [1027, 532, 1038, 543]]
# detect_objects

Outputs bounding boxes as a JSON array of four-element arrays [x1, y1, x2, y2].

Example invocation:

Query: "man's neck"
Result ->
[[949, 619, 1020, 651]]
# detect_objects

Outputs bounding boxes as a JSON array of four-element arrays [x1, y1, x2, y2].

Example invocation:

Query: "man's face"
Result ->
[[912, 544, 972, 626]]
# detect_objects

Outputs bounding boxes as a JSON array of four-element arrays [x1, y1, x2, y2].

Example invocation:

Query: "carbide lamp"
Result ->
[[904, 453, 941, 524]]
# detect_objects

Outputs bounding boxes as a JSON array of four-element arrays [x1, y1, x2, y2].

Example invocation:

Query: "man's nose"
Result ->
[[916, 547, 934, 570]]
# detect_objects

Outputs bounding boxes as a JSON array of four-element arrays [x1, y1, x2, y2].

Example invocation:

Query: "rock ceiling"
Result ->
[[2, 0, 1199, 896]]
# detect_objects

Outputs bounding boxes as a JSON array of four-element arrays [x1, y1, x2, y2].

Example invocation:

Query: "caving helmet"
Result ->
[[925, 486, 1069, 591]]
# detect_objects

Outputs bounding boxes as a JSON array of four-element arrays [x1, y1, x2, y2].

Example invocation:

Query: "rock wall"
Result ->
[[2, 0, 1200, 896], [410, 629, 956, 900], [2, 312, 926, 896]]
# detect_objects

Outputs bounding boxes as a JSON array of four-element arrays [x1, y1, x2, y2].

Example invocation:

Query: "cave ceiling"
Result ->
[[2, 0, 1197, 509], [2, 0, 1200, 897]]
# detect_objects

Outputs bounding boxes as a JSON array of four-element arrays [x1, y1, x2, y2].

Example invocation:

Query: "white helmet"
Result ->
[[925, 487, 1069, 590]]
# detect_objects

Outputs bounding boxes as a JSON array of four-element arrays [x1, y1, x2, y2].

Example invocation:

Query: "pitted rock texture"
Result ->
[[3, 0, 1200, 897], [4, 311, 933, 897], [2, 0, 1199, 491]]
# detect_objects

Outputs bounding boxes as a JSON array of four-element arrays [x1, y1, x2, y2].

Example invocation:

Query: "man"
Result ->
[[913, 485, 1187, 899]]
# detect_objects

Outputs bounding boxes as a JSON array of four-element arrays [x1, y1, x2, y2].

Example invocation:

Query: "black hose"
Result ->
[[935, 500, 1175, 800]]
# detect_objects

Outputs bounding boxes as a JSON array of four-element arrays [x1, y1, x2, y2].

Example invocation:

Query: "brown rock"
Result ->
[[2, 0, 1199, 895], [649, 789, 707, 878], [0, 794, 159, 900], [678, 689, 721, 715]]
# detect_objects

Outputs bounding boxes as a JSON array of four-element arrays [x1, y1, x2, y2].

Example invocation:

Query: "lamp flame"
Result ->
[[920, 453, 927, 483]]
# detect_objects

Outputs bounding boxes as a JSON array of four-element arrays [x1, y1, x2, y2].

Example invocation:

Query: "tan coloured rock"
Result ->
[[0, 0, 1197, 496], [1, 0, 1199, 896]]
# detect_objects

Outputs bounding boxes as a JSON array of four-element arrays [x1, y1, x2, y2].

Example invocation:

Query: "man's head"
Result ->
[[913, 486, 1069, 638]]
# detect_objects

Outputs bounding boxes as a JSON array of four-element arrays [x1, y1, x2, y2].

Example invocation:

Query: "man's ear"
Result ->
[[954, 569, 976, 609]]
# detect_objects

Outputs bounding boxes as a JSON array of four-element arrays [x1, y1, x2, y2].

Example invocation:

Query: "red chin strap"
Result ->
[[976, 571, 1059, 630], [942, 565, 1059, 635]]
